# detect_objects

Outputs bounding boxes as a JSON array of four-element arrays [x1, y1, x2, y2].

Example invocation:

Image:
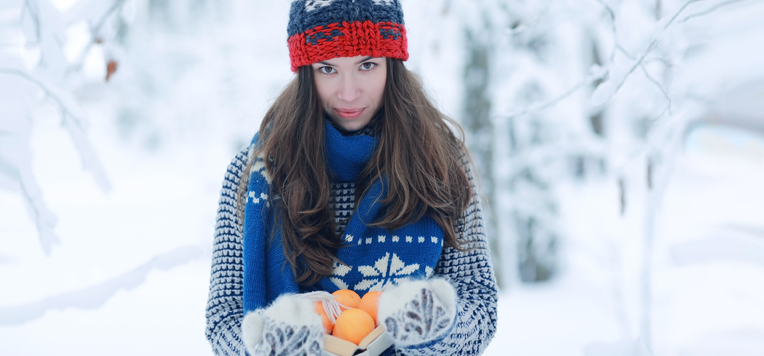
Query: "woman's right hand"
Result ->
[[377, 278, 458, 348], [242, 293, 325, 356]]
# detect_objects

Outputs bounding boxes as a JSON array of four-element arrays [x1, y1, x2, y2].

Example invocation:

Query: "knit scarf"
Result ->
[[242, 120, 445, 314]]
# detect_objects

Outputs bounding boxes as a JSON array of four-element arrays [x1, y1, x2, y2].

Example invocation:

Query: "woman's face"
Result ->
[[311, 56, 387, 132]]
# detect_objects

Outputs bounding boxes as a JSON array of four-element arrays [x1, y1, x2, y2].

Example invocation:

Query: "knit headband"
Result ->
[[287, 0, 409, 72]]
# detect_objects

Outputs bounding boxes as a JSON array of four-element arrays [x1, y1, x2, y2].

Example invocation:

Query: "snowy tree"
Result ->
[[407, 0, 764, 351], [482, 0, 764, 352], [0, 0, 128, 254]]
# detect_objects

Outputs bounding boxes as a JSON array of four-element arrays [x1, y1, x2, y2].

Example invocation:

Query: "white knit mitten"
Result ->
[[241, 294, 326, 356], [377, 278, 458, 348]]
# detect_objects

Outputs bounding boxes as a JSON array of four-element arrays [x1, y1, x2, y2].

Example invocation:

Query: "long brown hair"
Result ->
[[237, 58, 474, 286]]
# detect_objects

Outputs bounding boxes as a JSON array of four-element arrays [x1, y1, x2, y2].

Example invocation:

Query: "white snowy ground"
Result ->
[[2, 105, 764, 355]]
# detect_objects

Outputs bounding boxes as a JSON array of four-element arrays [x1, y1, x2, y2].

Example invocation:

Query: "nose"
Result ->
[[337, 73, 360, 102]]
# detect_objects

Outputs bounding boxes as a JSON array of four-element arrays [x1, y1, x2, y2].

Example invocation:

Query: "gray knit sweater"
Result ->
[[205, 144, 498, 355]]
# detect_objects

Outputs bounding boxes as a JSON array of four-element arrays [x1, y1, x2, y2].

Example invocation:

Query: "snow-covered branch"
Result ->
[[502, 65, 608, 120], [505, 2, 551, 36], [498, 0, 745, 122], [591, 0, 701, 106], [63, 0, 128, 76], [677, 0, 751, 23], [639, 64, 672, 116], [0, 0, 126, 254], [0, 245, 204, 325]]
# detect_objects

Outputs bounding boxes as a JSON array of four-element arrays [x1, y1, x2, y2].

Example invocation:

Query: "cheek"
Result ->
[[370, 73, 386, 103], [314, 79, 334, 107]]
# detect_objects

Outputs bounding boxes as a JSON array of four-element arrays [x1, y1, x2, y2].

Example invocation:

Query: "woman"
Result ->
[[205, 1, 497, 355]]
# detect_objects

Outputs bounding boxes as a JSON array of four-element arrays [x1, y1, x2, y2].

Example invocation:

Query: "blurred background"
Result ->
[[1, 0, 763, 355]]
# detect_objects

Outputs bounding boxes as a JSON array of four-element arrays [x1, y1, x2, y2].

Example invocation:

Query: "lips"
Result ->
[[335, 108, 365, 119]]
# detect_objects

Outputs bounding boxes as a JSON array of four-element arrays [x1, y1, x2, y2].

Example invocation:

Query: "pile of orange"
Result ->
[[314, 289, 382, 345]]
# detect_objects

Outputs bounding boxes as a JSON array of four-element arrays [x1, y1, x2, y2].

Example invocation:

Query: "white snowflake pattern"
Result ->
[[406, 236, 412, 243], [431, 236, 438, 243], [248, 191, 268, 204], [392, 235, 399, 242], [418, 236, 425, 243], [378, 235, 385, 243], [354, 253, 420, 291], [249, 159, 272, 184], [330, 260, 353, 290], [345, 234, 353, 243], [304, 0, 339, 12]]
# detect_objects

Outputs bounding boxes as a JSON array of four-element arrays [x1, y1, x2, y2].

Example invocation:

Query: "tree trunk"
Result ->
[[463, 28, 503, 289]]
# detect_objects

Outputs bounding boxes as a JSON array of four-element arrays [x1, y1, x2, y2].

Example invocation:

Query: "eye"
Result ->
[[360, 62, 376, 71], [318, 66, 336, 74]]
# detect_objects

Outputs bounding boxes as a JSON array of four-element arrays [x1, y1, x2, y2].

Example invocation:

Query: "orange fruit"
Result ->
[[333, 308, 375, 345], [332, 289, 361, 310], [358, 291, 382, 325], [314, 301, 334, 334]]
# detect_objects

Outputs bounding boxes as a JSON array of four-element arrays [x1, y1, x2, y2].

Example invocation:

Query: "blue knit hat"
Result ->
[[287, 0, 409, 72]]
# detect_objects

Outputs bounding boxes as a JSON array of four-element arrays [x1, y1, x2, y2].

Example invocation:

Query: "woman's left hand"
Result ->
[[377, 278, 457, 348], [241, 294, 325, 356]]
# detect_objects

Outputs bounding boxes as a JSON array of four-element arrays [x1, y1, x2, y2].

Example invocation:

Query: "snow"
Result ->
[[484, 271, 623, 356]]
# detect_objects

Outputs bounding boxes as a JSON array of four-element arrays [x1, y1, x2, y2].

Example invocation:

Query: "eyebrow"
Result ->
[[318, 56, 376, 66]]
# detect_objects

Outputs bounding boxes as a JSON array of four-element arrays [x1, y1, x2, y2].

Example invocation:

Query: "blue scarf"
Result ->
[[242, 120, 445, 314]]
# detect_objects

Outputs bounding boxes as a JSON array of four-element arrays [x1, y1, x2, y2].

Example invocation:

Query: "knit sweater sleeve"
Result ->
[[205, 146, 250, 356], [395, 152, 499, 356]]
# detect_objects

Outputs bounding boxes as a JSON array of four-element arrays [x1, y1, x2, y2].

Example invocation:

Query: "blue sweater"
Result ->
[[205, 133, 498, 355]]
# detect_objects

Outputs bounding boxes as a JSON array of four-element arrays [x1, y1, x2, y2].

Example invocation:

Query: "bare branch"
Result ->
[[617, 45, 637, 61], [643, 57, 672, 66], [506, 2, 551, 36], [594, 0, 637, 62], [92, 0, 124, 35], [67, 0, 126, 74], [592, 0, 703, 106], [18, 164, 60, 255], [22, 0, 41, 43], [640, 64, 673, 116], [678, 0, 750, 23], [501, 67, 607, 120]]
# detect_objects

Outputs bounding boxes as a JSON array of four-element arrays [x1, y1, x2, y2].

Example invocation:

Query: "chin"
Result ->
[[333, 117, 372, 132], [342, 122, 369, 131]]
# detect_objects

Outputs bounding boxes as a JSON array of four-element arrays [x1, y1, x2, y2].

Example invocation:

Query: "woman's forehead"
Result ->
[[314, 56, 384, 66]]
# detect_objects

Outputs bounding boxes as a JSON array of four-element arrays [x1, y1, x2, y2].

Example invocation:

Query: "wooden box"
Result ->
[[322, 325, 393, 356]]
